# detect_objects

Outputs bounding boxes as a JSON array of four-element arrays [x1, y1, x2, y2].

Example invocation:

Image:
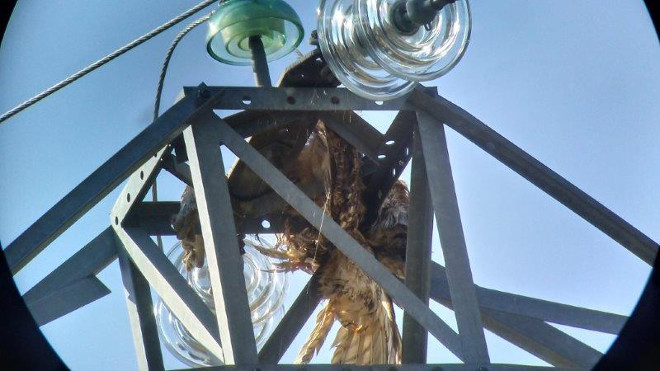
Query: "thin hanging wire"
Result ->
[[0, 0, 217, 124], [153, 11, 215, 119], [151, 10, 215, 250]]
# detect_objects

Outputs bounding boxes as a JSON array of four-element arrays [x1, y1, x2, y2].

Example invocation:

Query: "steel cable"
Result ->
[[0, 0, 217, 124], [152, 10, 215, 251]]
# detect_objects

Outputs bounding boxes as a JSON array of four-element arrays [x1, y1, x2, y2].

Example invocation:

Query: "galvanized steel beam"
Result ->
[[114, 227, 224, 361], [5, 89, 206, 274], [418, 112, 490, 363], [430, 262, 626, 334], [125, 202, 181, 236], [225, 111, 315, 139], [481, 309, 601, 368], [429, 264, 602, 367], [402, 127, 434, 363], [161, 152, 193, 186], [27, 276, 111, 327], [117, 244, 165, 371], [23, 227, 117, 325], [184, 117, 258, 365], [259, 274, 323, 364], [111, 146, 168, 226], [184, 86, 413, 111], [411, 88, 658, 265], [23, 227, 116, 304], [126, 201, 297, 236], [318, 112, 384, 162], [362, 110, 416, 228]]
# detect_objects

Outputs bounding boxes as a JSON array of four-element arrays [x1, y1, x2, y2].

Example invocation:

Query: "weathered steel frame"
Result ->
[[7, 85, 657, 371]]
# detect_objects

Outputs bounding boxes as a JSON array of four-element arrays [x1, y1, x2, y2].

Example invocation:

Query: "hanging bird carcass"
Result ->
[[173, 113, 410, 364]]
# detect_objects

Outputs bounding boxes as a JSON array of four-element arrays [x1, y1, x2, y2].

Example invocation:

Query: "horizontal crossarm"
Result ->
[[183, 87, 413, 111]]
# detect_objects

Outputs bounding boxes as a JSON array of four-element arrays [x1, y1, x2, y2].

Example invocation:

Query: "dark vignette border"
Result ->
[[0, 1, 657, 370]]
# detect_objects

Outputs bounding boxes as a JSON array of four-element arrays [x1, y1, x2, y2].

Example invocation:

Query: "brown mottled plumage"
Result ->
[[173, 121, 409, 364]]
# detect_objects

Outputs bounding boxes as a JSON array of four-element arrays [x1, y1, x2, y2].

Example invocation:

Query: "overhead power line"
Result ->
[[0, 0, 217, 124]]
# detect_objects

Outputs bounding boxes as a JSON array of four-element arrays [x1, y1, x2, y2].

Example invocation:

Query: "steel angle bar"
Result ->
[[491, 298, 625, 337], [117, 244, 164, 371], [23, 227, 117, 305], [23, 228, 117, 325], [429, 264, 601, 368], [111, 146, 169, 225], [361, 111, 416, 229], [209, 116, 465, 361], [5, 85, 213, 274], [169, 110, 313, 162], [318, 112, 384, 162], [161, 153, 193, 186], [410, 88, 659, 265], [125, 201, 294, 236], [184, 120, 258, 364], [114, 226, 224, 361], [224, 110, 315, 138], [481, 309, 602, 368], [125, 202, 181, 236], [183, 86, 414, 111], [27, 276, 110, 327], [170, 364, 584, 371], [431, 262, 626, 335], [402, 128, 434, 363], [259, 273, 323, 363], [417, 113, 489, 363], [477, 285, 626, 335]]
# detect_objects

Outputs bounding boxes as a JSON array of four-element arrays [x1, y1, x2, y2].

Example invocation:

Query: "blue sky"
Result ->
[[1, 1, 659, 369]]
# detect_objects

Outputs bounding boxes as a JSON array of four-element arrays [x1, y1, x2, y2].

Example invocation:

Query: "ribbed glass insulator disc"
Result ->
[[356, 0, 471, 81], [318, 0, 415, 101], [206, 0, 304, 66], [155, 238, 288, 367]]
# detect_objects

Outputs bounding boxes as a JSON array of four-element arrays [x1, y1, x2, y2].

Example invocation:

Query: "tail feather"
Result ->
[[331, 297, 402, 364], [385, 299, 402, 364], [295, 302, 335, 364]]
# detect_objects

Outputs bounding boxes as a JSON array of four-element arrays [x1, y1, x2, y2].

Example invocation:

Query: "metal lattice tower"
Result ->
[[6, 50, 658, 371]]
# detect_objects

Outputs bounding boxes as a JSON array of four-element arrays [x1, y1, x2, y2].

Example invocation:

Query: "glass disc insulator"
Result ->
[[318, 0, 416, 101], [356, 0, 471, 81], [154, 238, 288, 367]]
